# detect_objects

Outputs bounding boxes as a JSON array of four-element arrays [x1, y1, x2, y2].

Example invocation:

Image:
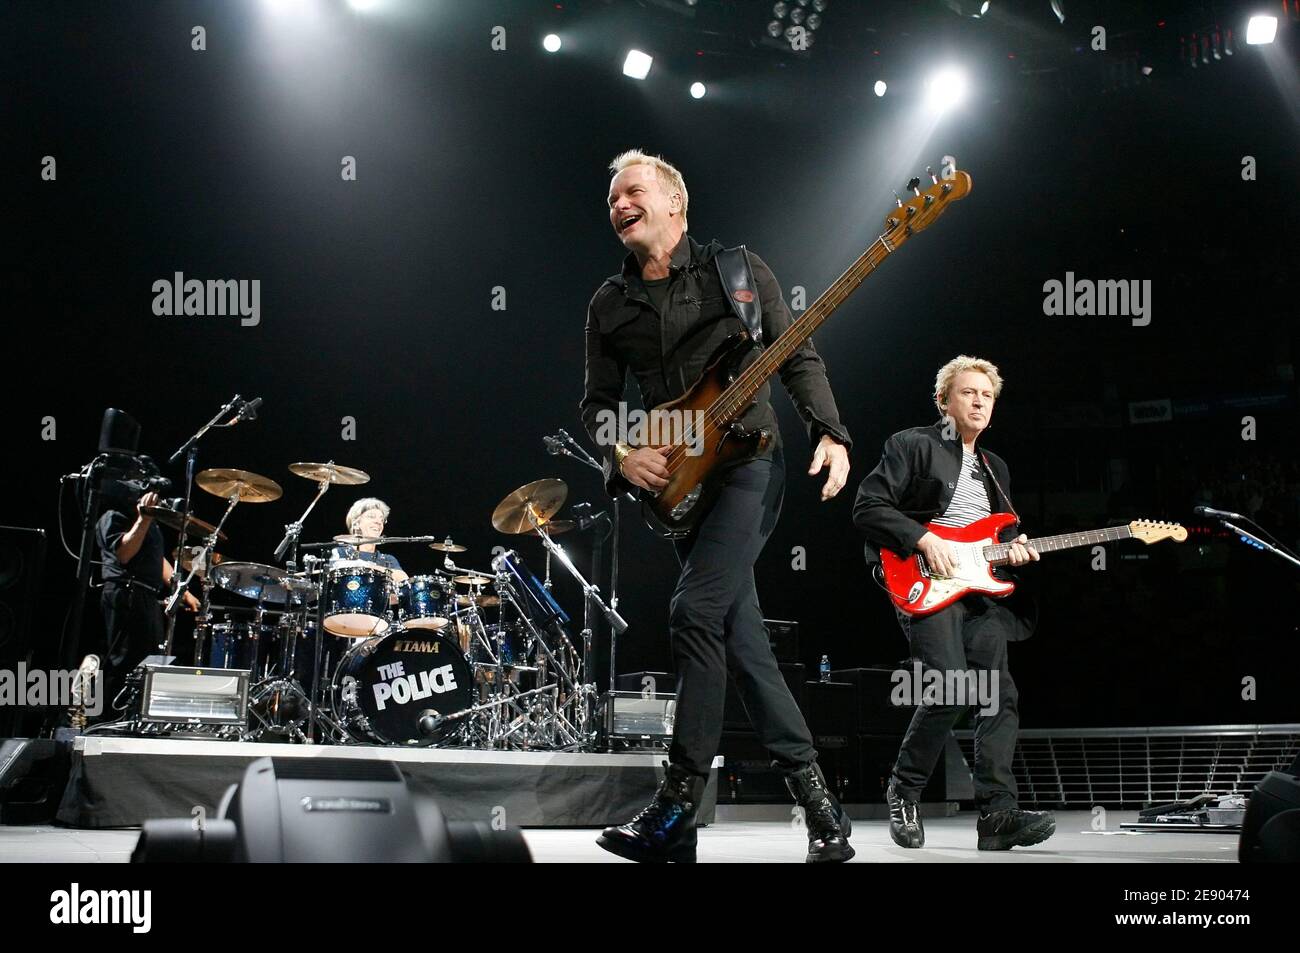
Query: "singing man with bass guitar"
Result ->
[[852, 355, 1057, 851], [581, 150, 854, 863]]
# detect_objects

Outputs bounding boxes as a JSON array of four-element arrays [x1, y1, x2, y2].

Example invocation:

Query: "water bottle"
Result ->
[[819, 654, 831, 683]]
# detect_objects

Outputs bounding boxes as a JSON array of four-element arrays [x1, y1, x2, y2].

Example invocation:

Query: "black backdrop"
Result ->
[[5, 0, 1298, 728]]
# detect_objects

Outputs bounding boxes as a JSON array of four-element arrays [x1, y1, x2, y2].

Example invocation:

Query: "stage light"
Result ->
[[543, 33, 562, 53], [925, 68, 969, 113], [874, 80, 887, 96], [807, 13, 822, 29], [623, 49, 654, 79], [774, 2, 789, 17], [812, 0, 828, 10], [1050, 0, 1065, 25], [1141, 65, 1153, 75], [1245, 15, 1277, 45], [690, 82, 707, 99], [981, 1, 990, 13], [790, 7, 805, 25], [767, 20, 784, 37]]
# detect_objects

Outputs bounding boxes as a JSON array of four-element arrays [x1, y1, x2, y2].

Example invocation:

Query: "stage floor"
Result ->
[[0, 811, 1238, 863]]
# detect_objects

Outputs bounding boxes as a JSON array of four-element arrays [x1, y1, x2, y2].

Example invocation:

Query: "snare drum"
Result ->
[[331, 630, 474, 745], [323, 561, 393, 638], [394, 574, 451, 631]]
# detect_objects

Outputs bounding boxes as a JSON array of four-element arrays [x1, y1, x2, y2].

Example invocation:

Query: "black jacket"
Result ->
[[853, 420, 1037, 638], [580, 233, 851, 495]]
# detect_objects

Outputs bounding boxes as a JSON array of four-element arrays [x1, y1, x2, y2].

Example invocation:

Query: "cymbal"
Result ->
[[333, 534, 383, 547], [429, 539, 468, 553], [140, 506, 228, 541], [454, 574, 493, 587], [455, 594, 501, 608], [210, 561, 296, 604], [196, 468, 283, 503], [491, 478, 567, 535], [289, 462, 371, 486], [524, 519, 574, 537]]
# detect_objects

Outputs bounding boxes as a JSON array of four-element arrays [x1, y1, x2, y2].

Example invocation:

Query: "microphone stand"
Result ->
[[547, 429, 625, 694], [161, 395, 244, 658], [1220, 519, 1300, 571]]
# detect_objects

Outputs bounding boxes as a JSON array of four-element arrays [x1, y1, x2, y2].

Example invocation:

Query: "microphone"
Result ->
[[418, 710, 444, 735], [226, 397, 263, 426], [1194, 505, 1246, 521]]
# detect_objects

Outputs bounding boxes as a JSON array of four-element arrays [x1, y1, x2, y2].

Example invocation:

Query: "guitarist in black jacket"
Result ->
[[582, 150, 853, 863], [852, 355, 1056, 851]]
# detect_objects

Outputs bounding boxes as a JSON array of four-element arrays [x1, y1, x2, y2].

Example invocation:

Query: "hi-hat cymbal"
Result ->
[[524, 519, 574, 537], [140, 506, 229, 541], [210, 561, 295, 604], [196, 468, 283, 503], [491, 478, 567, 535], [429, 539, 468, 553], [455, 594, 501, 608], [289, 462, 371, 486], [453, 574, 493, 587]]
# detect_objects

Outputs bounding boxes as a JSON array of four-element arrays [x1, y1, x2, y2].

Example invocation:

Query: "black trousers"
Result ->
[[101, 582, 164, 707], [890, 596, 1020, 811], [667, 449, 817, 780]]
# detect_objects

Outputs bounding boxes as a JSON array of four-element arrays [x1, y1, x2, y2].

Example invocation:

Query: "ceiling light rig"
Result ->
[[762, 0, 828, 56]]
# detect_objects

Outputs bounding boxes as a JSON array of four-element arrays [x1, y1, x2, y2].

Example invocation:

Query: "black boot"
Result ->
[[887, 778, 925, 848], [786, 763, 855, 863], [596, 762, 702, 863], [977, 808, 1055, 851]]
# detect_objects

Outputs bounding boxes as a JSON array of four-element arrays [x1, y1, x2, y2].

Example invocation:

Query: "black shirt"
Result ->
[[97, 509, 166, 588], [330, 547, 403, 573], [581, 233, 852, 495]]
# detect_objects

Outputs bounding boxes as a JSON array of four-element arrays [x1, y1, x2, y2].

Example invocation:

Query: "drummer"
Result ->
[[332, 498, 410, 585]]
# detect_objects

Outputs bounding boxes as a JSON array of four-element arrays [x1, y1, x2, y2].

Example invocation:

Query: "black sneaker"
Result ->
[[886, 779, 924, 848], [976, 809, 1056, 851]]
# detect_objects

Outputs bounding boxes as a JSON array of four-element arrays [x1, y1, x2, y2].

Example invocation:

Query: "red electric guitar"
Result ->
[[878, 513, 1188, 615]]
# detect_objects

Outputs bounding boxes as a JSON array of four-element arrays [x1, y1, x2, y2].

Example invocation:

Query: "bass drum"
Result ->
[[331, 630, 474, 745]]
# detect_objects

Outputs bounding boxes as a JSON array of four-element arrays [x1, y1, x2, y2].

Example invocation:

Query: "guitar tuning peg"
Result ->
[[927, 166, 938, 185], [892, 190, 903, 208], [907, 176, 922, 197]]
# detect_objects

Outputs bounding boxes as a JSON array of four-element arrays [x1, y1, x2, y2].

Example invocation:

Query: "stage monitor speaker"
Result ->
[[1239, 769, 1300, 863], [0, 526, 47, 737], [133, 756, 533, 863], [724, 663, 806, 730], [0, 739, 72, 825]]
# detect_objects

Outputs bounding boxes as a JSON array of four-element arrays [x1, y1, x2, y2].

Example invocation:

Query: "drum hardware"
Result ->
[[160, 395, 261, 662], [139, 506, 229, 542], [541, 429, 624, 697]]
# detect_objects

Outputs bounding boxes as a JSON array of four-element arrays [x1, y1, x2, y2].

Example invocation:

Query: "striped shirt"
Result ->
[[932, 448, 991, 528]]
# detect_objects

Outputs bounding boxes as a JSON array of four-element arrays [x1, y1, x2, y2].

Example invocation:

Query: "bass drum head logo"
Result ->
[[732, 289, 755, 304]]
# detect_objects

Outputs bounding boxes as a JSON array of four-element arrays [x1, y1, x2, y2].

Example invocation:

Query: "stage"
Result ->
[[53, 735, 723, 829], [3, 811, 1236, 863]]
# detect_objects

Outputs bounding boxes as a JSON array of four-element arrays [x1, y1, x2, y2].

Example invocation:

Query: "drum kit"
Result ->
[[160, 460, 617, 751]]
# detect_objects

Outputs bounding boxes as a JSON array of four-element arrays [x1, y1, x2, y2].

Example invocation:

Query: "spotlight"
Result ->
[[1140, 65, 1153, 75], [1050, 0, 1065, 25], [874, 80, 887, 96], [767, 20, 784, 37], [812, 0, 827, 10], [980, 1, 990, 13], [543, 33, 562, 53], [807, 13, 822, 29], [1245, 15, 1277, 45], [925, 68, 969, 113], [690, 82, 707, 99], [623, 49, 654, 80]]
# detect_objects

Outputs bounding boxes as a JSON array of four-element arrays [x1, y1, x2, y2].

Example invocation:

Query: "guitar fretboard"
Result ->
[[983, 525, 1133, 564]]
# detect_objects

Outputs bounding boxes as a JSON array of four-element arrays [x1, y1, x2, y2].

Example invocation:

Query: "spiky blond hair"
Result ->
[[608, 149, 689, 230], [934, 355, 1003, 414]]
